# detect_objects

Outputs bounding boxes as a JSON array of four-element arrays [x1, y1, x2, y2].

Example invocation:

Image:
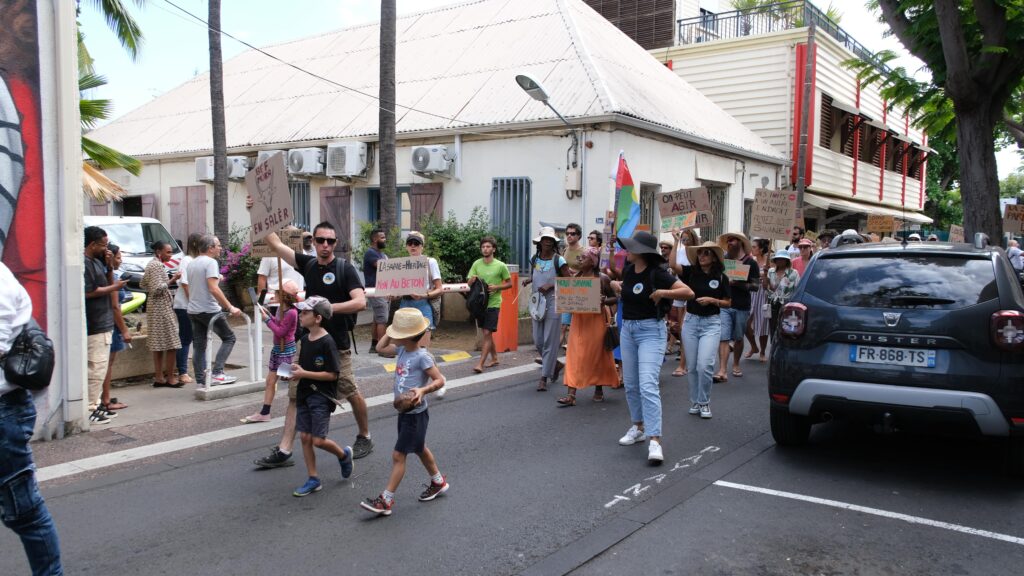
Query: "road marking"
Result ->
[[37, 362, 539, 483], [440, 351, 471, 362], [603, 446, 719, 509], [714, 480, 1024, 547]]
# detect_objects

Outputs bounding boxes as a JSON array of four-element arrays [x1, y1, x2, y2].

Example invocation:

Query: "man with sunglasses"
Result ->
[[251, 217, 375, 467], [559, 223, 586, 348]]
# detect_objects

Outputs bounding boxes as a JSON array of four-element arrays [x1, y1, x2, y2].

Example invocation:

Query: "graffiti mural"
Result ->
[[0, 0, 48, 326]]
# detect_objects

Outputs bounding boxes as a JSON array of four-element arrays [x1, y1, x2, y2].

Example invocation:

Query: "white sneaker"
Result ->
[[211, 373, 237, 385], [700, 404, 712, 419], [435, 384, 446, 399], [619, 425, 647, 446], [688, 403, 701, 415], [648, 440, 664, 464]]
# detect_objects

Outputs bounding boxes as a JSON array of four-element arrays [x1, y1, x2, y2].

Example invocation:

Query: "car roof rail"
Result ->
[[974, 232, 990, 249]]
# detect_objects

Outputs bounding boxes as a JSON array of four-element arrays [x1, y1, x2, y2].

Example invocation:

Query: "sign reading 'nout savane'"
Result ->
[[555, 276, 602, 314]]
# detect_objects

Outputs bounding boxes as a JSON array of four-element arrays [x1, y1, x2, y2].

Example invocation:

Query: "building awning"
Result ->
[[804, 192, 933, 225]]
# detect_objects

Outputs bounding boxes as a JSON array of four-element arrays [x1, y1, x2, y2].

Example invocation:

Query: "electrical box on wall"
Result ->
[[564, 168, 581, 195]]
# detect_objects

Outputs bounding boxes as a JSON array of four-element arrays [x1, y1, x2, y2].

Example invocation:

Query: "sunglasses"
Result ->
[[406, 240, 422, 246], [697, 249, 714, 257], [566, 231, 580, 237], [314, 237, 337, 245]]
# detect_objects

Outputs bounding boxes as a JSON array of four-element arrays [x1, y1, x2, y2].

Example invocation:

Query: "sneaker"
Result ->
[[241, 412, 271, 424], [688, 403, 701, 415], [292, 477, 322, 497], [618, 425, 647, 446], [360, 494, 393, 516], [254, 447, 294, 468], [700, 404, 712, 419], [648, 440, 664, 464], [418, 478, 449, 501], [211, 373, 237, 385], [352, 435, 374, 459], [89, 408, 111, 425], [339, 446, 353, 479], [435, 383, 447, 399]]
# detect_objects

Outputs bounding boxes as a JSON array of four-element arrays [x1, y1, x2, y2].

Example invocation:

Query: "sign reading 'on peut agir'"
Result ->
[[658, 187, 712, 231], [374, 256, 430, 297], [247, 152, 293, 242]]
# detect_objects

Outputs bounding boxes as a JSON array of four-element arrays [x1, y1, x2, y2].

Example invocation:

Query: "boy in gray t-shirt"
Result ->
[[360, 308, 448, 517]]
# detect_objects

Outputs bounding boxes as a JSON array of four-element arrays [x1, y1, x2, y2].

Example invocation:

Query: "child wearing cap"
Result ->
[[360, 307, 449, 516], [289, 296, 354, 497]]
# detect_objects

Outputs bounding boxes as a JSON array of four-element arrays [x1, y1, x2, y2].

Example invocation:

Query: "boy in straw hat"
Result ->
[[361, 308, 449, 516]]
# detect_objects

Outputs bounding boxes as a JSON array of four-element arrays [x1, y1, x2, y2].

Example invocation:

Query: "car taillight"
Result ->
[[780, 302, 807, 339], [991, 310, 1024, 351]]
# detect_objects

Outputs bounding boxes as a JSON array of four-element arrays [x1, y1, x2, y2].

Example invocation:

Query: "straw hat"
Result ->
[[617, 231, 665, 261], [386, 307, 431, 339], [533, 226, 558, 244], [658, 232, 675, 249], [686, 240, 725, 264], [718, 232, 751, 254]]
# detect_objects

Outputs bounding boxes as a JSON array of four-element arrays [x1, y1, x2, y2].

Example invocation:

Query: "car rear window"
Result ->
[[804, 255, 998, 309]]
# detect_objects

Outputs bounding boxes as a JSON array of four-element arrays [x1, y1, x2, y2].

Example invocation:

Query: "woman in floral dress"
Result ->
[[142, 240, 182, 387]]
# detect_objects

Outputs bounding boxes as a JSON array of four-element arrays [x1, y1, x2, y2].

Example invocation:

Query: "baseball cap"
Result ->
[[406, 231, 425, 245], [295, 295, 332, 319]]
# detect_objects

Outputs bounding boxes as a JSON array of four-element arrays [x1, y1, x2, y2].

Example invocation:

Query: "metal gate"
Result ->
[[491, 177, 532, 271], [706, 185, 728, 241], [289, 180, 310, 231]]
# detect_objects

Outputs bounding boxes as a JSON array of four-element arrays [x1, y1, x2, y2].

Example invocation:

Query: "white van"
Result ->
[[83, 216, 185, 289]]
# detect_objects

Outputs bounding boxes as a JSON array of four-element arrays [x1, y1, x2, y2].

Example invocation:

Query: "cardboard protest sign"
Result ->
[[374, 256, 431, 297], [723, 259, 751, 283], [866, 214, 896, 234], [250, 226, 304, 258], [658, 187, 712, 231], [750, 189, 799, 240], [804, 230, 819, 242], [247, 152, 293, 242], [948, 224, 965, 243], [599, 210, 615, 270], [555, 277, 602, 314], [1004, 204, 1024, 234]]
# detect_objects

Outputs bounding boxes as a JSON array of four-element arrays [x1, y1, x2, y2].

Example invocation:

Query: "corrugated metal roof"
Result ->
[[90, 0, 786, 162]]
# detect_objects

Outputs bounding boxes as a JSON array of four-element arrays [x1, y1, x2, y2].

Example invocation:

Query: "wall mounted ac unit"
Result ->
[[227, 156, 249, 180], [326, 142, 368, 178], [257, 149, 287, 166], [287, 147, 325, 176], [411, 145, 451, 174], [196, 157, 216, 182]]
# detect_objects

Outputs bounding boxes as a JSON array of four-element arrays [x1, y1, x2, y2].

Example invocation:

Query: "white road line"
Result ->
[[37, 362, 538, 483], [714, 480, 1024, 547]]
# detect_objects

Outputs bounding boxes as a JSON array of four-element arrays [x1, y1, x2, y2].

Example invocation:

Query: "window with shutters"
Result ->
[[583, 0, 676, 49], [366, 186, 413, 234], [706, 185, 728, 241], [491, 177, 532, 271], [290, 180, 310, 231], [819, 95, 857, 159], [859, 124, 884, 168]]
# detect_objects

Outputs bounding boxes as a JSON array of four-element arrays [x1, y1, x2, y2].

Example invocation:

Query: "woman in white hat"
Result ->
[[610, 231, 693, 464], [525, 227, 571, 391], [679, 241, 731, 420], [762, 250, 800, 342]]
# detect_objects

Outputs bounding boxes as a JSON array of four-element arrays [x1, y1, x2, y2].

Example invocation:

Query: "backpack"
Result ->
[[300, 256, 361, 353], [465, 278, 489, 322]]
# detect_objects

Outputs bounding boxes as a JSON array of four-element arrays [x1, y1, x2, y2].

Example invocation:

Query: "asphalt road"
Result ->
[[3, 356, 1023, 575]]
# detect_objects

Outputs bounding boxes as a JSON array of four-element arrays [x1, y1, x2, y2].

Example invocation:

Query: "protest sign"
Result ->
[[866, 214, 896, 234], [555, 277, 602, 314], [948, 224, 965, 243], [804, 230, 819, 242], [750, 189, 799, 240], [374, 256, 431, 297], [250, 226, 304, 258], [247, 152, 293, 242], [658, 187, 712, 231], [599, 210, 615, 270], [723, 259, 751, 282], [1004, 204, 1024, 234]]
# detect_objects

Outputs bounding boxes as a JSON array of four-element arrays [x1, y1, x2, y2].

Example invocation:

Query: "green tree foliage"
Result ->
[[420, 208, 512, 282], [1000, 165, 1024, 198]]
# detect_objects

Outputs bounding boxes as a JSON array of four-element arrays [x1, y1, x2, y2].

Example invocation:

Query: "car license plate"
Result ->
[[850, 345, 936, 367]]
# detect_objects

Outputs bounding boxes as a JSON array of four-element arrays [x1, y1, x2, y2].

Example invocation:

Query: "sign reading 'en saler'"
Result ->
[[658, 187, 712, 231], [750, 189, 799, 241], [247, 152, 293, 242], [374, 256, 430, 298], [555, 276, 603, 314]]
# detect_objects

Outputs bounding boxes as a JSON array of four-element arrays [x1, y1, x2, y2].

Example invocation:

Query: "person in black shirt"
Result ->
[[609, 231, 693, 465], [680, 241, 732, 420], [716, 232, 760, 381]]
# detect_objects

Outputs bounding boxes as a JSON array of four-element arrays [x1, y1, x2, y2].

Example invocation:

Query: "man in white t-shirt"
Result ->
[[1008, 239, 1023, 272], [256, 256, 304, 299]]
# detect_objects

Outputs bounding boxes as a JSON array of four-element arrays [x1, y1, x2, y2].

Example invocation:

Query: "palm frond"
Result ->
[[80, 98, 112, 130], [82, 137, 142, 176], [87, 0, 145, 60], [82, 162, 125, 202], [77, 28, 95, 75], [78, 71, 108, 92]]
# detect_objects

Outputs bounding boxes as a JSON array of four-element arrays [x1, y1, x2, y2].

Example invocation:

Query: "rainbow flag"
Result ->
[[614, 154, 640, 239]]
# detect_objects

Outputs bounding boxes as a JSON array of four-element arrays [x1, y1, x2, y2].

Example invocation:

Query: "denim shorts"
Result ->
[[719, 308, 750, 342], [560, 312, 572, 326], [110, 329, 126, 353], [395, 409, 429, 454], [296, 393, 332, 438]]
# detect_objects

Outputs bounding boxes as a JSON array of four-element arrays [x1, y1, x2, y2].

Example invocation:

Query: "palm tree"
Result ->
[[208, 0, 228, 242], [379, 0, 398, 229]]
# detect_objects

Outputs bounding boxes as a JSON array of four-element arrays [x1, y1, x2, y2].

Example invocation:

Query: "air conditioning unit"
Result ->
[[287, 147, 325, 176], [227, 156, 249, 180], [326, 141, 368, 178], [411, 145, 451, 174], [257, 149, 286, 166], [195, 157, 215, 182]]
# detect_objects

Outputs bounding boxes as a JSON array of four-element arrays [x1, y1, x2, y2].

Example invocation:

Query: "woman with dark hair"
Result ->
[[142, 240, 182, 387], [744, 237, 771, 362], [610, 231, 693, 464], [558, 246, 618, 406], [173, 232, 202, 383], [668, 229, 701, 377], [763, 251, 800, 342], [680, 241, 731, 419], [524, 227, 570, 391]]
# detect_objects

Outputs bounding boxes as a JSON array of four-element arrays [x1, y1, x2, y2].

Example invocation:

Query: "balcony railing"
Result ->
[[677, 0, 888, 73]]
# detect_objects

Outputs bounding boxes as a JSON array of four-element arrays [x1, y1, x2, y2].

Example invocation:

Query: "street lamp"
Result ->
[[515, 74, 580, 198]]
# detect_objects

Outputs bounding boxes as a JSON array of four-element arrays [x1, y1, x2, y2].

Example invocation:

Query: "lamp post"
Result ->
[[516, 74, 580, 200]]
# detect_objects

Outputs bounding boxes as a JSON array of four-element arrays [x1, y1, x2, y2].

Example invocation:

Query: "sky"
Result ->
[[79, 0, 1020, 177]]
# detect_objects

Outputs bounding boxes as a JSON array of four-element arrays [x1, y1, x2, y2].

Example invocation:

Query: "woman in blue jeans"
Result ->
[[609, 231, 693, 464], [679, 241, 731, 419], [173, 233, 202, 383]]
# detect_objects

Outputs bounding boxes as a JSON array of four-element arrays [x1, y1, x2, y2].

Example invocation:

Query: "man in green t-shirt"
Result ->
[[467, 236, 512, 373]]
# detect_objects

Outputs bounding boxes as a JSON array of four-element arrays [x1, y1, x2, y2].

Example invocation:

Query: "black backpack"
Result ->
[[465, 278, 489, 322], [300, 256, 361, 352]]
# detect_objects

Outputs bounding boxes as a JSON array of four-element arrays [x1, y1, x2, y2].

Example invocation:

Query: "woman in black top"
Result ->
[[679, 241, 731, 420], [609, 232, 693, 465]]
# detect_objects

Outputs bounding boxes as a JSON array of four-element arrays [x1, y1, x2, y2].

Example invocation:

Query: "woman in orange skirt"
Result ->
[[559, 247, 619, 406]]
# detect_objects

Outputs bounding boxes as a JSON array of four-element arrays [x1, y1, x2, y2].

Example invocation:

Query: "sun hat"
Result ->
[[927, 234, 939, 241], [533, 226, 559, 244], [295, 295, 332, 319], [659, 232, 675, 249], [686, 240, 726, 264], [406, 231, 425, 245], [797, 238, 815, 248], [718, 232, 751, 254], [908, 233, 922, 241], [386, 307, 431, 339], [771, 250, 792, 262], [617, 231, 665, 261]]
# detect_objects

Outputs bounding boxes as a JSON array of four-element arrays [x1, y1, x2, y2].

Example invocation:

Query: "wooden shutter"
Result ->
[[141, 193, 158, 219], [319, 186, 352, 260], [818, 94, 833, 149], [89, 197, 109, 216], [583, 0, 675, 49], [168, 187, 188, 242], [186, 185, 208, 236], [409, 182, 443, 229]]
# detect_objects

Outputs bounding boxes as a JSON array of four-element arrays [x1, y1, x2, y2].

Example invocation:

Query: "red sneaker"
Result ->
[[418, 478, 449, 501], [360, 494, 393, 516]]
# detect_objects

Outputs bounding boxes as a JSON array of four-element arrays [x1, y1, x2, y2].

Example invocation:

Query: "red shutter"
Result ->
[[409, 182, 443, 229], [319, 186, 352, 260]]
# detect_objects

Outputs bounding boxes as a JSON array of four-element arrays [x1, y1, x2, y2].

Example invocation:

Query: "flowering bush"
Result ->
[[220, 225, 261, 285]]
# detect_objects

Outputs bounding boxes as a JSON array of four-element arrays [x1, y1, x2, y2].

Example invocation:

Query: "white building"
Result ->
[[90, 0, 786, 271]]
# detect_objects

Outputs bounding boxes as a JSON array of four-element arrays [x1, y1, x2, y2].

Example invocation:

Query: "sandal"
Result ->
[[484, 360, 500, 368], [106, 399, 128, 410], [672, 368, 687, 377], [537, 379, 548, 392], [592, 392, 604, 402], [472, 366, 483, 374], [552, 360, 564, 382], [759, 355, 768, 363], [732, 369, 743, 378], [712, 375, 727, 383], [152, 381, 174, 388], [743, 349, 758, 359], [557, 394, 576, 406]]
